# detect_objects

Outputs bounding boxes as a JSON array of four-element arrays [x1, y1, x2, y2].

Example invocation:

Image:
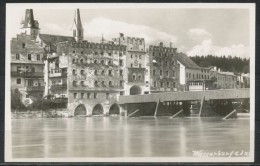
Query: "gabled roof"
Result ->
[[176, 53, 200, 69], [39, 34, 76, 53]]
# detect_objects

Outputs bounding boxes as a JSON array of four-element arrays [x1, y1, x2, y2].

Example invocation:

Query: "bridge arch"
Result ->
[[109, 103, 120, 115], [92, 104, 104, 116], [130, 85, 142, 95], [74, 104, 87, 116]]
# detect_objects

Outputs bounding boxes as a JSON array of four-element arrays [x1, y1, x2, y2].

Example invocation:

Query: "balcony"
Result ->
[[11, 71, 44, 78], [49, 69, 67, 77], [25, 86, 45, 92]]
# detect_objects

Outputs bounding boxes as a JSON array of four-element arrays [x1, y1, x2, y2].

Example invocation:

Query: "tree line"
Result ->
[[190, 55, 250, 74]]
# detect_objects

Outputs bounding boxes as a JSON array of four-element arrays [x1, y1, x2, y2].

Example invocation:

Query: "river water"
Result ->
[[12, 117, 250, 158]]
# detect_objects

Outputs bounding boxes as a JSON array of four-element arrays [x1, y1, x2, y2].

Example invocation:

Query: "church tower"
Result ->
[[72, 9, 84, 42], [20, 9, 40, 40]]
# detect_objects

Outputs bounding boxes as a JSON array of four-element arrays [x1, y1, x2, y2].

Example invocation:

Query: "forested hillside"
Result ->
[[190, 55, 250, 74]]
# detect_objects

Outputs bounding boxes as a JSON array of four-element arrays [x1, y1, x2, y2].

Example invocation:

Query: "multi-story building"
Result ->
[[112, 33, 150, 95], [11, 8, 248, 116], [176, 53, 212, 91], [148, 42, 179, 93], [210, 67, 237, 89], [10, 10, 45, 106]]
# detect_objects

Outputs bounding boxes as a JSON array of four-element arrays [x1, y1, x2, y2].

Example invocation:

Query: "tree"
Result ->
[[11, 88, 26, 111]]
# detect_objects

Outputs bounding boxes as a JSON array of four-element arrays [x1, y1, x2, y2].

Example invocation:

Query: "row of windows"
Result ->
[[74, 92, 98, 99], [72, 80, 124, 87], [153, 70, 176, 77], [16, 66, 43, 73], [189, 82, 204, 86], [152, 51, 175, 56], [156, 60, 175, 66], [72, 58, 124, 66], [132, 74, 143, 81], [16, 78, 43, 86], [130, 63, 142, 68], [15, 53, 41, 61], [130, 54, 142, 59], [153, 81, 176, 88], [72, 50, 125, 56], [72, 69, 123, 76], [186, 73, 209, 79], [127, 39, 143, 45]]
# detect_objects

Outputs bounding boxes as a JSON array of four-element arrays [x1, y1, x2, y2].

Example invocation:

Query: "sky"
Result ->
[[6, 4, 253, 59]]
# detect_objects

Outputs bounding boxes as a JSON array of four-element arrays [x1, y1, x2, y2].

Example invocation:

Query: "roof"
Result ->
[[176, 53, 200, 69], [21, 9, 39, 29], [39, 34, 76, 53]]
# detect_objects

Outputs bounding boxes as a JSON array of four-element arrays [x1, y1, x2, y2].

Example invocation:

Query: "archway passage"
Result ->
[[92, 104, 104, 116], [130, 85, 142, 95], [74, 104, 87, 116], [109, 103, 120, 115]]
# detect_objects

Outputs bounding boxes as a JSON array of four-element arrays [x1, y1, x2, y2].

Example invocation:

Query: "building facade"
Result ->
[[148, 42, 179, 93]]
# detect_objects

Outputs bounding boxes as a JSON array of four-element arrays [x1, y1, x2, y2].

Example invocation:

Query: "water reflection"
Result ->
[[12, 117, 250, 158]]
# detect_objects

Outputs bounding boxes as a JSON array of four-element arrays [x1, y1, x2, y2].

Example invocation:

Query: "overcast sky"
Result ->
[[7, 4, 253, 59]]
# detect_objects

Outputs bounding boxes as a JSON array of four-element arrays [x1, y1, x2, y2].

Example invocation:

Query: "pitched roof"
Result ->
[[176, 53, 200, 69], [39, 34, 76, 53], [21, 9, 39, 29]]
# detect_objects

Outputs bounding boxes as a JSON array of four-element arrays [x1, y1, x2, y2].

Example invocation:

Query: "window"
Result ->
[[28, 80, 33, 86], [74, 93, 77, 99], [109, 81, 113, 86], [120, 70, 123, 76], [119, 60, 123, 66], [152, 52, 155, 56], [81, 93, 84, 99], [120, 80, 123, 86], [101, 70, 105, 75], [167, 82, 170, 87], [160, 70, 163, 76], [154, 81, 157, 87], [17, 78, 21, 84], [133, 75, 136, 80], [22, 43, 25, 48], [87, 93, 91, 99], [101, 81, 105, 86], [189, 73, 191, 78], [130, 64, 133, 67], [95, 52, 98, 55], [72, 59, 75, 63], [26, 94, 29, 98], [73, 51, 76, 53], [28, 54, 31, 60], [81, 81, 84, 86], [173, 82, 176, 88], [166, 71, 169, 76], [100, 60, 104, 64], [173, 71, 175, 77], [80, 70, 84, 75], [94, 81, 98, 87], [108, 60, 112, 65], [108, 52, 112, 56], [165, 61, 168, 66], [139, 55, 141, 59], [37, 54, 40, 61], [80, 59, 84, 63], [108, 70, 112, 76], [172, 61, 175, 65], [119, 52, 122, 57], [94, 70, 98, 76], [160, 82, 164, 87], [135, 55, 137, 58], [81, 51, 84, 54], [101, 52, 104, 56], [139, 64, 142, 68], [73, 69, 76, 75], [138, 75, 141, 80], [73, 81, 77, 86], [153, 70, 156, 76], [94, 60, 97, 64], [94, 93, 97, 99], [16, 53, 20, 60]]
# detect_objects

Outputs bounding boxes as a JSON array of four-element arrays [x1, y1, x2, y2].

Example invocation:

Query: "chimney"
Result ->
[[159, 42, 163, 47], [170, 42, 172, 48]]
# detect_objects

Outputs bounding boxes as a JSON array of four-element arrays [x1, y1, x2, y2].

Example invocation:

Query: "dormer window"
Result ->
[[22, 43, 25, 48]]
